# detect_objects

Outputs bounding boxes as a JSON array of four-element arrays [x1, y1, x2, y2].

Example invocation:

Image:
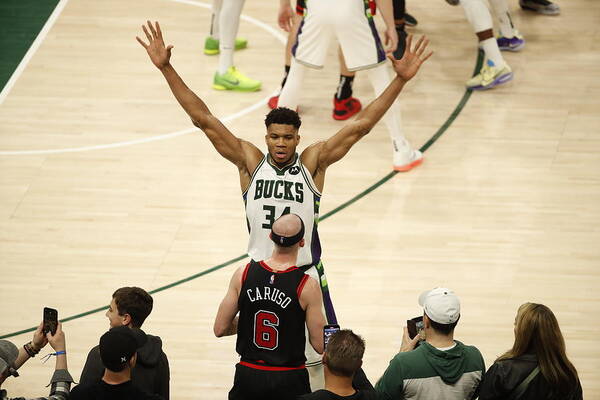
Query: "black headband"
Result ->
[[270, 215, 305, 247]]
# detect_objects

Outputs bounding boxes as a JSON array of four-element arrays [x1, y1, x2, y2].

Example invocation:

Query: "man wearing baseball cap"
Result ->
[[375, 288, 485, 400], [70, 326, 162, 400]]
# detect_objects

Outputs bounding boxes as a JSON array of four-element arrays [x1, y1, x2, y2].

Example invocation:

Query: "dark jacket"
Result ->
[[80, 334, 170, 399], [478, 353, 583, 400]]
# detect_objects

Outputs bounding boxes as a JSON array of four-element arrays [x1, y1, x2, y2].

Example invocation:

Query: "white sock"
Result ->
[[481, 38, 505, 68], [488, 0, 516, 38], [367, 64, 411, 156], [218, 0, 245, 74], [278, 59, 306, 110], [210, 0, 223, 39]]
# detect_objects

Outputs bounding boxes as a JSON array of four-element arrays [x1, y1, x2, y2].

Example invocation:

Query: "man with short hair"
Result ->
[[214, 214, 327, 400], [0, 322, 72, 400], [71, 326, 162, 400], [300, 329, 378, 400], [80, 287, 169, 399], [375, 288, 485, 400]]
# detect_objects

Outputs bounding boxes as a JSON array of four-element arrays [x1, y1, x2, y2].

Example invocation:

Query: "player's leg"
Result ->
[[204, 0, 248, 55], [228, 364, 266, 400], [519, 0, 560, 15], [212, 0, 261, 91], [268, 13, 303, 109], [393, 0, 408, 59], [488, 0, 525, 51], [459, 0, 513, 90], [333, 49, 361, 121], [272, 369, 311, 400], [278, 2, 334, 110], [367, 65, 423, 171]]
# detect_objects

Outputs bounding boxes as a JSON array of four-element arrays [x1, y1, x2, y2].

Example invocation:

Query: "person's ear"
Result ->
[[122, 313, 132, 326], [129, 353, 137, 368], [423, 314, 431, 329], [299, 238, 305, 248]]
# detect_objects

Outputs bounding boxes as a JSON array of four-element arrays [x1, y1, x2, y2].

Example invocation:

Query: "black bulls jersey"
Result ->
[[236, 260, 309, 367]]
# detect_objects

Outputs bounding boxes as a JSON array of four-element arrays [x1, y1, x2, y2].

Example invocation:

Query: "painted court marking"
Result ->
[[0, 0, 285, 156]]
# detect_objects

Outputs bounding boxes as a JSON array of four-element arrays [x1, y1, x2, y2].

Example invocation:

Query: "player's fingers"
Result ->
[[156, 21, 163, 39], [416, 38, 429, 57], [421, 50, 434, 63], [136, 36, 149, 49], [406, 34, 413, 53], [387, 54, 397, 63], [147, 20, 158, 39], [413, 35, 425, 55], [142, 25, 153, 42], [166, 44, 174, 51]]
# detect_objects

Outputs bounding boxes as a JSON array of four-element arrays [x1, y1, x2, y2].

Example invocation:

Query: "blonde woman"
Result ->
[[479, 303, 582, 400]]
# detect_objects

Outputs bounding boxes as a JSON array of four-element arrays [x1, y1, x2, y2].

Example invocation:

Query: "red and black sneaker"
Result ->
[[268, 95, 279, 109], [332, 96, 362, 121]]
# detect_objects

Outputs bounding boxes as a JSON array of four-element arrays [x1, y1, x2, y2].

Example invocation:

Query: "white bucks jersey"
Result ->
[[244, 154, 321, 267]]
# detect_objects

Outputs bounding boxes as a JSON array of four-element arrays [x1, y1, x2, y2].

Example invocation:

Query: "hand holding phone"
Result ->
[[323, 324, 340, 350], [43, 307, 58, 336]]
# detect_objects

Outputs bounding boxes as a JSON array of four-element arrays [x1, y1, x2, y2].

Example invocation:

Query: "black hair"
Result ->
[[264, 107, 301, 129], [428, 314, 460, 335]]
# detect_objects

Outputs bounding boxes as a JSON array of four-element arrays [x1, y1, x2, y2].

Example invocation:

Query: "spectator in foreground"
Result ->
[[71, 326, 162, 400], [478, 302, 583, 400], [375, 287, 485, 400], [0, 322, 73, 400], [80, 287, 169, 399], [300, 329, 377, 400]]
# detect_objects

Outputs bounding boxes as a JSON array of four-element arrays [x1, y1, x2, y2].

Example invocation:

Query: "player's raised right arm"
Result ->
[[136, 21, 261, 171]]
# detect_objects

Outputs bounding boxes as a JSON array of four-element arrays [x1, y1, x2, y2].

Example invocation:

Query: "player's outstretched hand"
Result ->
[[388, 34, 433, 82], [278, 2, 295, 32], [136, 21, 174, 70]]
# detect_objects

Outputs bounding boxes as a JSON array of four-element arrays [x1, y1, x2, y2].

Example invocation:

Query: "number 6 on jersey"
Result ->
[[254, 310, 280, 350]]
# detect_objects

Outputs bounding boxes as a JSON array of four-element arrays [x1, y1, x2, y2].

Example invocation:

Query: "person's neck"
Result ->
[[102, 368, 131, 385], [264, 252, 298, 271], [425, 329, 455, 348], [268, 154, 295, 169], [324, 371, 356, 397]]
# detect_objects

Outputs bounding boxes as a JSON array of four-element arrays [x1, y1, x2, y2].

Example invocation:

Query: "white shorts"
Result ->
[[292, 0, 386, 71]]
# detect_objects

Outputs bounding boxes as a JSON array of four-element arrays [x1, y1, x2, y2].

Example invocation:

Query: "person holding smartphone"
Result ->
[[0, 321, 73, 400]]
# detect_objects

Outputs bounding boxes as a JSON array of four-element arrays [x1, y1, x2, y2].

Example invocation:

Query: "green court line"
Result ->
[[0, 51, 484, 340]]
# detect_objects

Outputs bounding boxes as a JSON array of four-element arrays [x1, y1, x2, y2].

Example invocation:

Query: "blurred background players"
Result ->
[[519, 0, 560, 15], [277, 0, 424, 172], [204, 0, 260, 92], [450, 0, 525, 90]]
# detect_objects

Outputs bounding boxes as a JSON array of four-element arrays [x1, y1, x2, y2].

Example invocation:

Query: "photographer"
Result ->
[[375, 288, 485, 400], [0, 322, 73, 400]]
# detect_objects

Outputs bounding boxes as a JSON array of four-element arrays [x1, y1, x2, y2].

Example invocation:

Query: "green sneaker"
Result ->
[[204, 36, 248, 55], [213, 66, 261, 92]]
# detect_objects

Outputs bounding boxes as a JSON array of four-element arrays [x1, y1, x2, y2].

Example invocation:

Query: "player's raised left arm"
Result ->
[[300, 277, 326, 354], [310, 35, 432, 171], [214, 267, 243, 337]]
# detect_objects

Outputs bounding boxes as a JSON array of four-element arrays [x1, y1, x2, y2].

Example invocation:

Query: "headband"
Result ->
[[270, 215, 305, 247]]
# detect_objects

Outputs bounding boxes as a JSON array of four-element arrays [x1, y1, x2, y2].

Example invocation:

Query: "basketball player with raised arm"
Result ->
[[214, 214, 326, 399], [136, 20, 431, 388]]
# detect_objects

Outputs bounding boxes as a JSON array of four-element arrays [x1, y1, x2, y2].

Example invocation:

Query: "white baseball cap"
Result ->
[[418, 287, 460, 324]]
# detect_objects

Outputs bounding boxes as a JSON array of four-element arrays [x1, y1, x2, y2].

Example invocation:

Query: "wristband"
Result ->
[[24, 341, 40, 357], [41, 350, 66, 363]]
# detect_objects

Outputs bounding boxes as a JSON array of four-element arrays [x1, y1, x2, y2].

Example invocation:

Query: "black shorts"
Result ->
[[228, 363, 311, 400]]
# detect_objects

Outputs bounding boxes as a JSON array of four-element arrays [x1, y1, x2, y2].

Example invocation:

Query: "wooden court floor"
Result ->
[[1, 0, 599, 398]]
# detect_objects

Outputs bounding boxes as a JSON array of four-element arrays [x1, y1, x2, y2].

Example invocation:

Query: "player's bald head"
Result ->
[[272, 214, 303, 238]]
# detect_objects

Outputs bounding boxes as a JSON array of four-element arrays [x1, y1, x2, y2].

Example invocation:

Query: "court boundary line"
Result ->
[[0, 52, 484, 340], [0, 0, 69, 107], [0, 0, 286, 156]]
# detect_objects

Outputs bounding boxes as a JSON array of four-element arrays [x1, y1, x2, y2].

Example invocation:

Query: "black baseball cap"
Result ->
[[99, 326, 147, 372]]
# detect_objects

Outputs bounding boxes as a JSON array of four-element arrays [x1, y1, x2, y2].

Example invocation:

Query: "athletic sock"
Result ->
[[489, 0, 516, 38], [335, 75, 355, 100], [210, 0, 223, 39], [218, 0, 245, 74], [280, 65, 291, 89], [278, 59, 306, 110], [481, 38, 505, 68]]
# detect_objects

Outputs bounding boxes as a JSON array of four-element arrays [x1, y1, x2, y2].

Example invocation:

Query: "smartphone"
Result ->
[[43, 307, 58, 335], [323, 324, 340, 350], [407, 316, 424, 341]]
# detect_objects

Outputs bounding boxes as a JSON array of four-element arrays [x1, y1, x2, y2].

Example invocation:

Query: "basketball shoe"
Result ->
[[394, 149, 423, 172], [268, 95, 279, 109], [213, 67, 261, 91], [394, 27, 408, 60], [497, 31, 525, 51], [333, 96, 362, 120], [519, 0, 560, 15], [204, 37, 248, 55], [404, 13, 418, 26], [466, 60, 513, 90]]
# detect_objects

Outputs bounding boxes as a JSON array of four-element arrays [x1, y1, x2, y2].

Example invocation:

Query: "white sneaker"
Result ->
[[393, 149, 423, 172]]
